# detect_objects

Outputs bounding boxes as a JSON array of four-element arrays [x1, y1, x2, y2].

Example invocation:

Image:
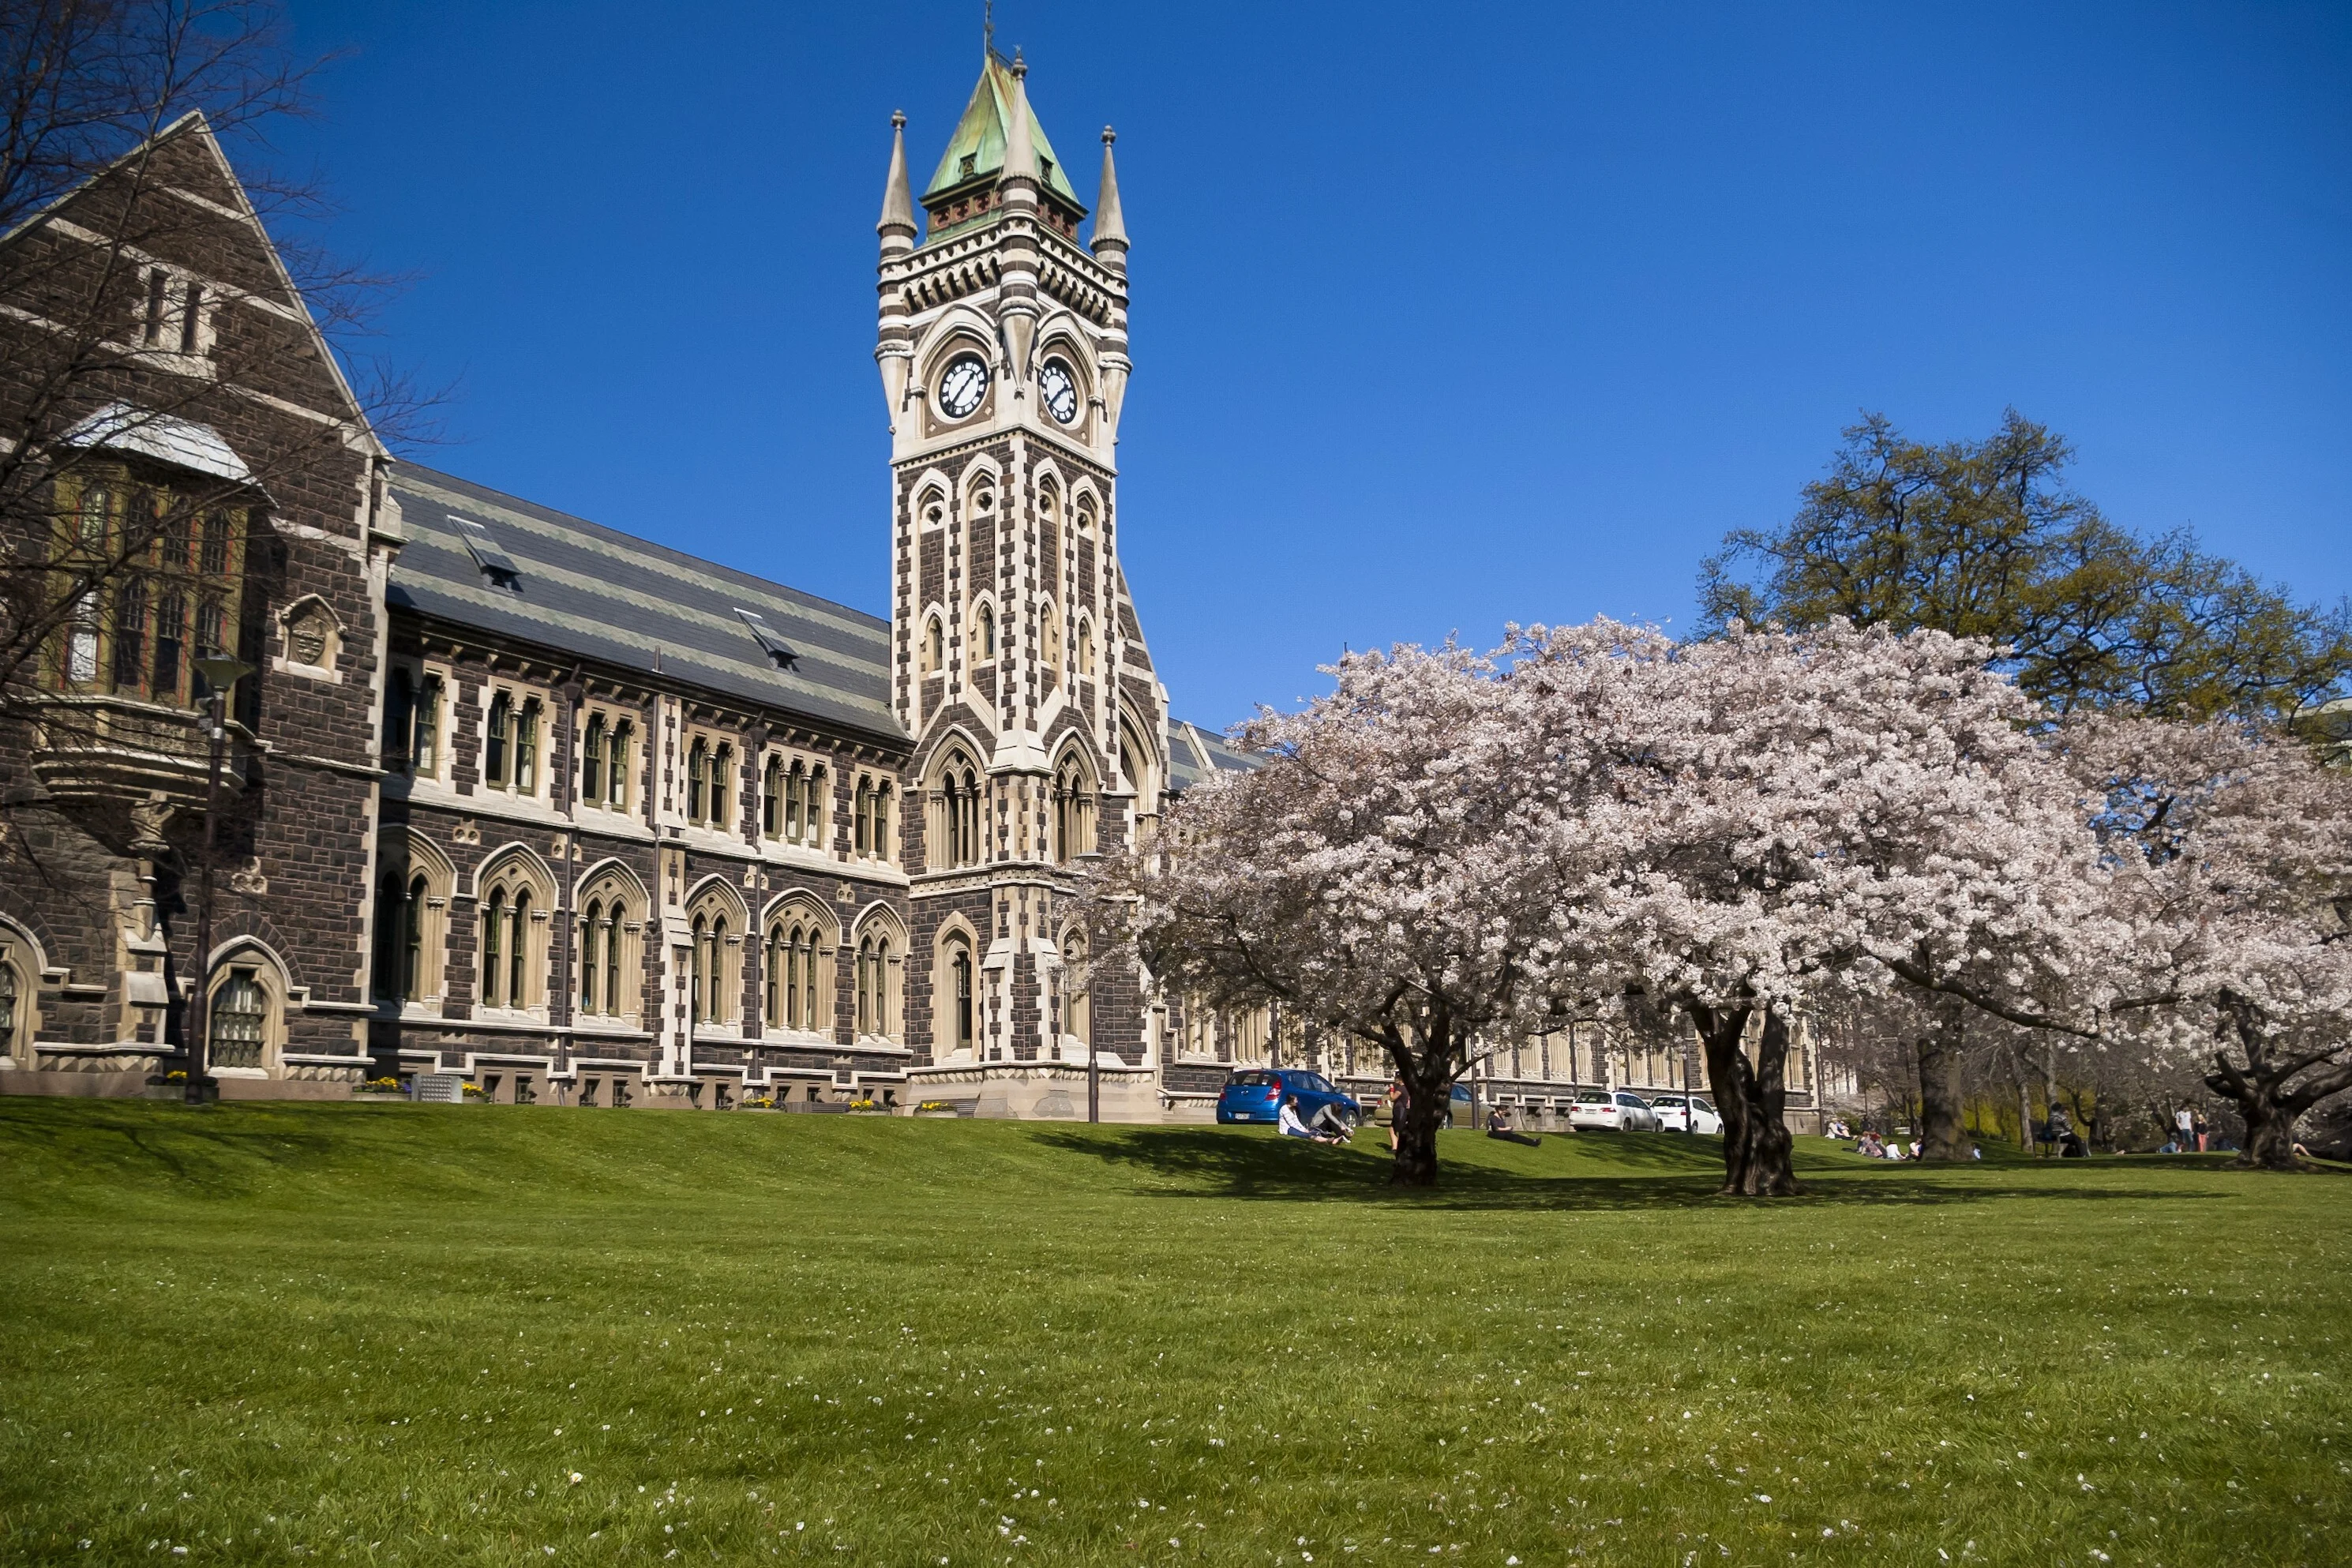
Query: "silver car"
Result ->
[[1570, 1089, 1663, 1132], [1647, 1093, 1723, 1135]]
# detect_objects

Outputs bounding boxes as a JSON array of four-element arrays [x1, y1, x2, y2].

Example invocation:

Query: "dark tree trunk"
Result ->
[[1913, 993, 1971, 1161], [2204, 991, 2352, 1173], [1686, 998, 1801, 1197], [1390, 1071, 1446, 1187], [2234, 1080, 2305, 1171], [2006, 1045, 2035, 1153], [1386, 1019, 1457, 1188], [2039, 1043, 2061, 1145]]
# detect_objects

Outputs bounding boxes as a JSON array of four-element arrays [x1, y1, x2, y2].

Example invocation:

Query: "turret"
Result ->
[[877, 109, 917, 257], [1093, 126, 1131, 437], [993, 53, 1041, 387], [1090, 126, 1127, 271], [875, 110, 916, 424]]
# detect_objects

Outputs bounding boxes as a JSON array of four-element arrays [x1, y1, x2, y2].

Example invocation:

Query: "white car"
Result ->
[[1648, 1093, 1724, 1135], [1567, 1090, 1663, 1132]]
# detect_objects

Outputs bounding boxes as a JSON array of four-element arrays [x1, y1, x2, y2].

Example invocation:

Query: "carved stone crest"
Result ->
[[287, 606, 331, 666]]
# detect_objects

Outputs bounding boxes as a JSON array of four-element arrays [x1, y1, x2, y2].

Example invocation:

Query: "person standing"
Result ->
[[1383, 1077, 1407, 1153], [2194, 1110, 2211, 1153], [2174, 1105, 2196, 1153]]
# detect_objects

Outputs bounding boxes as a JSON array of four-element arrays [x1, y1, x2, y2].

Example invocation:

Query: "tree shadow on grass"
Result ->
[[0, 1098, 354, 1195], [1023, 1126, 2235, 1212]]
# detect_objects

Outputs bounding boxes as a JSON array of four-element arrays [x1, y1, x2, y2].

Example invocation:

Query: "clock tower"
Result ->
[[876, 51, 1173, 1117]]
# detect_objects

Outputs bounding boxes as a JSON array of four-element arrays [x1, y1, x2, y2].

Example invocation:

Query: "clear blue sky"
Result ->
[[274, 1, 2351, 728]]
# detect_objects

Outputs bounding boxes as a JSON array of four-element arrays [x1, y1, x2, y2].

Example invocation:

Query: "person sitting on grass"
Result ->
[[1486, 1103, 1541, 1148], [1277, 1093, 1348, 1145], [1309, 1099, 1356, 1142]]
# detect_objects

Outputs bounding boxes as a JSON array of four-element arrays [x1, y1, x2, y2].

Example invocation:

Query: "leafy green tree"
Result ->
[[1697, 411, 2350, 724]]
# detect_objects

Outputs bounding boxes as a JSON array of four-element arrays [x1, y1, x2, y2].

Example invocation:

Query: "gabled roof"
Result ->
[[386, 463, 902, 744], [3, 109, 384, 460], [922, 54, 1082, 207], [1168, 719, 1262, 793]]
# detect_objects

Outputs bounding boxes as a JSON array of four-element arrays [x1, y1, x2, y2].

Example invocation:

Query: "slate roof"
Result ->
[[387, 463, 902, 744], [386, 462, 1262, 778], [1168, 718, 1262, 793]]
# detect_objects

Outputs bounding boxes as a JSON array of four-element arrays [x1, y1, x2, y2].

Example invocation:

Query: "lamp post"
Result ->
[[181, 655, 253, 1107]]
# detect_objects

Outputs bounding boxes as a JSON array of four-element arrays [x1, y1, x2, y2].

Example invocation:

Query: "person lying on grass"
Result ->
[[1486, 1104, 1541, 1148], [1277, 1094, 1349, 1145]]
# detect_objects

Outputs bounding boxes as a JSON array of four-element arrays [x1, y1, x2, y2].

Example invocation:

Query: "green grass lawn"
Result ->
[[2, 1102, 2346, 1567]]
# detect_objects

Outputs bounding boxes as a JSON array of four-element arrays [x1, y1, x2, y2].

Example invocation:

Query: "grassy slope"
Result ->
[[0, 1101, 2345, 1567]]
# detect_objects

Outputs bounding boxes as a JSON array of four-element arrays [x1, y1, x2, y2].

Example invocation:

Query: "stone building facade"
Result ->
[[0, 62, 1269, 1117], [0, 68, 1829, 1128]]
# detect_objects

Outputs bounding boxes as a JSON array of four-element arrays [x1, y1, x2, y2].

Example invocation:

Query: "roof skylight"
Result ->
[[735, 607, 798, 670], [453, 517, 520, 587]]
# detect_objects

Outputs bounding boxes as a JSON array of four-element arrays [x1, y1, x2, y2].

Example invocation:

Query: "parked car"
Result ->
[[1442, 1082, 1474, 1129], [1648, 1093, 1723, 1135], [1568, 1089, 1664, 1131], [1216, 1068, 1364, 1129]]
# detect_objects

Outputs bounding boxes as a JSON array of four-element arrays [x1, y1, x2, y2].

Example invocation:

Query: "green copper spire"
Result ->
[[921, 52, 1083, 208]]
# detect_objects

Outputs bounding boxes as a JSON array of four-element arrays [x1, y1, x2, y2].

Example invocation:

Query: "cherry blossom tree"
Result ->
[[1097, 640, 1598, 1187], [1508, 619, 2096, 1187], [2056, 716, 2352, 1169], [1107, 619, 2095, 1193]]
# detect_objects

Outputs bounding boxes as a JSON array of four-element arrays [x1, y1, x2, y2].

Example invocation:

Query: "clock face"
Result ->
[[937, 354, 989, 419], [1039, 360, 1079, 425]]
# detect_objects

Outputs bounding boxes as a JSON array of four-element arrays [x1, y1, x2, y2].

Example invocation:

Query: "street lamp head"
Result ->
[[193, 655, 253, 690]]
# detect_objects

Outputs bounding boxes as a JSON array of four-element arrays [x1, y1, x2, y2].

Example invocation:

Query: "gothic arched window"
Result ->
[[402, 874, 426, 1002], [943, 932, 975, 1056], [931, 751, 982, 868], [209, 970, 269, 1070], [710, 743, 735, 831], [606, 719, 632, 808], [974, 603, 996, 662], [580, 898, 605, 1012], [583, 715, 607, 806], [1063, 928, 1091, 1048], [763, 909, 830, 1033], [854, 928, 898, 1040], [1053, 752, 1096, 863], [371, 873, 405, 1002], [687, 738, 708, 823], [923, 614, 944, 674], [478, 867, 546, 1011], [506, 887, 532, 1006], [0, 950, 19, 1063], [514, 699, 542, 794], [485, 692, 512, 786], [413, 675, 443, 777], [689, 913, 708, 1026], [762, 754, 783, 837], [686, 888, 742, 1028]]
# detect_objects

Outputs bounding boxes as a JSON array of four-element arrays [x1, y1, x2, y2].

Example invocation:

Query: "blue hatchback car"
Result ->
[[1216, 1068, 1363, 1129]]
